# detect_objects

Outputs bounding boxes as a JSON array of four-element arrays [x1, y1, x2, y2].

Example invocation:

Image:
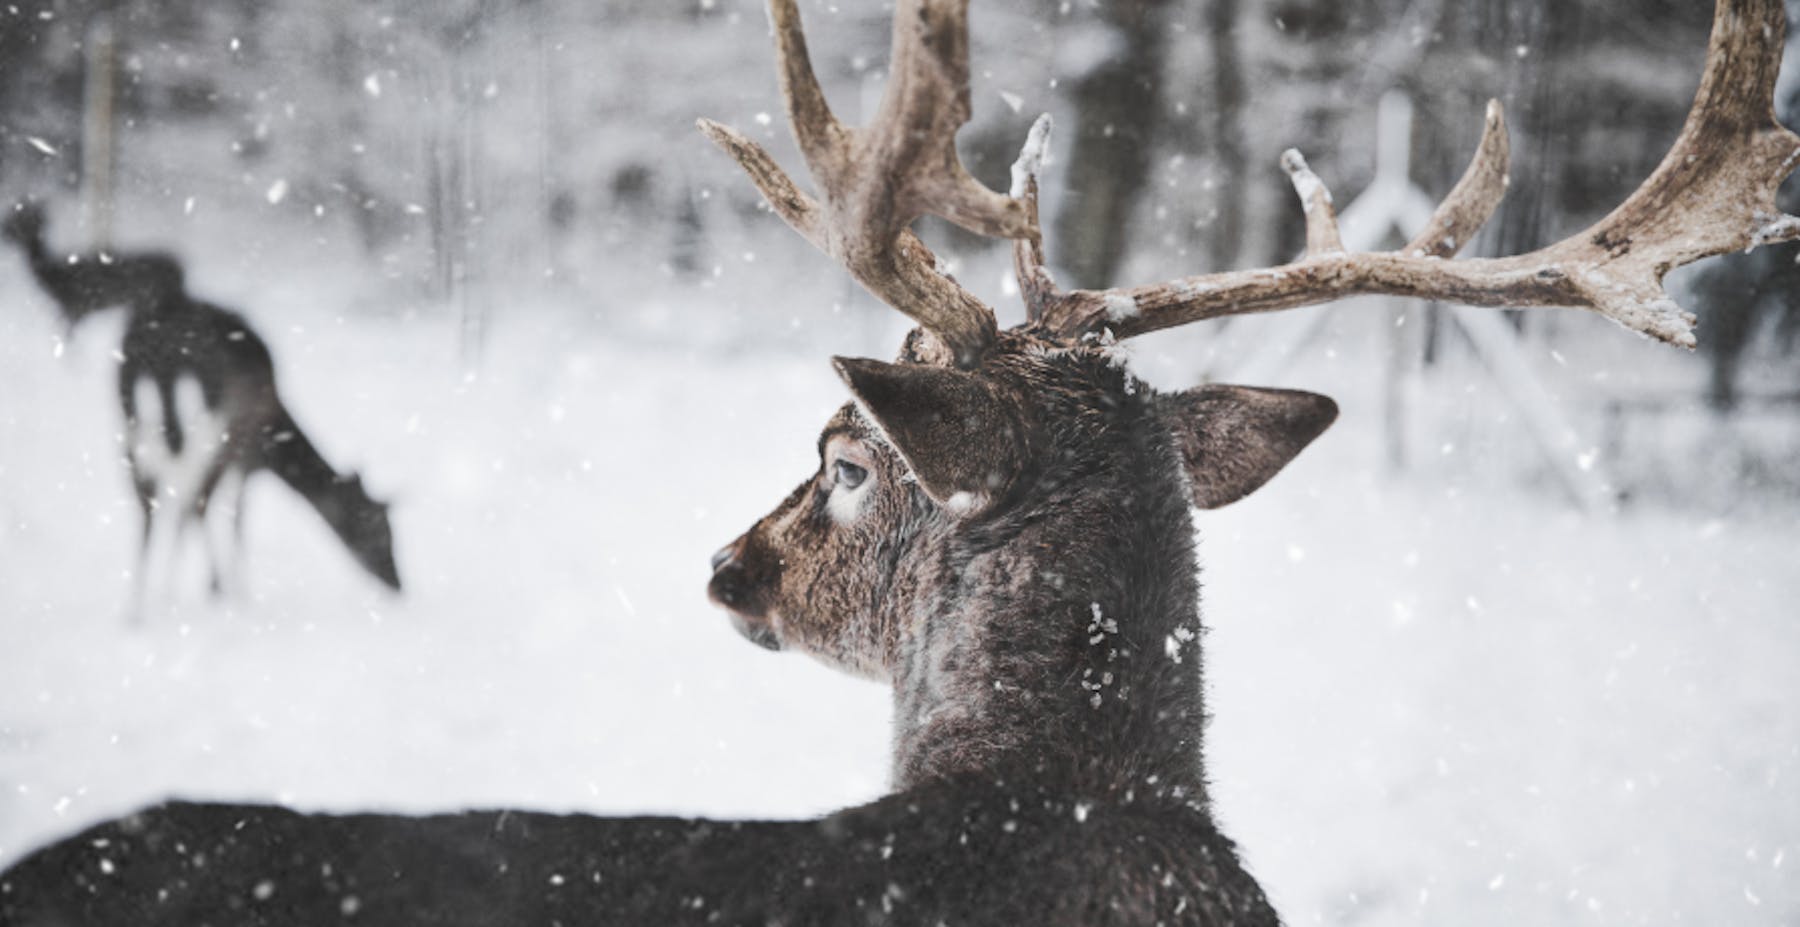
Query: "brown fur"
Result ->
[[703, 325, 1335, 919]]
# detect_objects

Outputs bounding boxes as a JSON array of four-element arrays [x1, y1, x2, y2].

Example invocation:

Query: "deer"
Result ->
[[2, 0, 1794, 923], [3, 202, 402, 621], [117, 284, 403, 621], [2, 200, 185, 332]]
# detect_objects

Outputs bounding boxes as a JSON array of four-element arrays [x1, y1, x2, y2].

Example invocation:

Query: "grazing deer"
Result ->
[[117, 286, 403, 620], [2, 0, 1794, 923], [2, 200, 185, 331], [3, 202, 401, 619]]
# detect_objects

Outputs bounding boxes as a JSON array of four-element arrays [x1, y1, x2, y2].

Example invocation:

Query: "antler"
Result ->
[[698, 0, 1032, 367], [1014, 0, 1800, 349]]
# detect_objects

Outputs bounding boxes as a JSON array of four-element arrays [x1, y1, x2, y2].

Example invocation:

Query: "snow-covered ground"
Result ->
[[1, 237, 1796, 926]]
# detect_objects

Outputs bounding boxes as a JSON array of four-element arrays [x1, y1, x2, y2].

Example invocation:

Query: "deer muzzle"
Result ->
[[707, 538, 782, 652]]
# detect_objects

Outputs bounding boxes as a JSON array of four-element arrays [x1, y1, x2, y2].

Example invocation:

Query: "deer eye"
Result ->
[[833, 459, 868, 490]]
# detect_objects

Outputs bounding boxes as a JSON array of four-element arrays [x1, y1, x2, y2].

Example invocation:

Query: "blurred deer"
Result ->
[[117, 286, 402, 620], [2, 0, 1794, 923], [2, 199, 184, 331], [3, 202, 400, 621]]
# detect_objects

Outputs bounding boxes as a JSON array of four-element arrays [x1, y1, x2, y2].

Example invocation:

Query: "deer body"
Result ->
[[118, 290, 401, 619], [1, 779, 1268, 925]]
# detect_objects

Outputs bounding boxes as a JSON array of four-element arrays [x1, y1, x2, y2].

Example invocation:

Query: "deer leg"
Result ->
[[126, 374, 225, 618], [122, 375, 174, 625], [194, 459, 226, 599], [230, 472, 249, 596], [163, 374, 229, 605], [200, 466, 247, 601], [124, 478, 155, 627], [197, 492, 224, 599], [131, 488, 188, 625]]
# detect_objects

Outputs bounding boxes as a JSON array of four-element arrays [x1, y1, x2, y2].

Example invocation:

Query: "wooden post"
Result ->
[[80, 13, 118, 250]]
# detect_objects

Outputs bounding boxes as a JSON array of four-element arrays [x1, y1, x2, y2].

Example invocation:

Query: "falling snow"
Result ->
[[0, 6, 1794, 927]]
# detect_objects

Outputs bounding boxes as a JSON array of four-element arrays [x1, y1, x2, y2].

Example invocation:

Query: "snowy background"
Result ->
[[2, 1, 1799, 925]]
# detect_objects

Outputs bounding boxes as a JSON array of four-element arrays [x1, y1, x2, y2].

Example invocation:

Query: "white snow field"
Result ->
[[1, 228, 1796, 927]]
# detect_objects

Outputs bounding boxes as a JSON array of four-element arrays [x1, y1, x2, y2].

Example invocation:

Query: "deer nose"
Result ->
[[707, 537, 762, 613], [709, 540, 741, 573]]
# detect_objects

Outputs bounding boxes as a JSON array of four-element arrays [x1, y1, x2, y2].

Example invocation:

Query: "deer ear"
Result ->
[[1161, 384, 1337, 509], [833, 356, 1027, 510]]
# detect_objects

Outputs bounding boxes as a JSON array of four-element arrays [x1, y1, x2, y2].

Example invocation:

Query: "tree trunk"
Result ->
[[1051, 0, 1172, 289]]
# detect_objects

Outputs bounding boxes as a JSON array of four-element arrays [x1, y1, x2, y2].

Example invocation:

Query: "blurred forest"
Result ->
[[1, 0, 1797, 503]]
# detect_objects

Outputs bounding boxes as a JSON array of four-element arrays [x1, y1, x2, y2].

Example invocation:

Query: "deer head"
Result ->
[[709, 327, 1335, 792], [703, 0, 1800, 794], [2, 199, 46, 248], [319, 473, 402, 592]]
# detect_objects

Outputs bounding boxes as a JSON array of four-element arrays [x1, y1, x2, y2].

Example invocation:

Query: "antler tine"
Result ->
[[870, 0, 1032, 241], [1035, 0, 1800, 350], [767, 0, 846, 182], [1009, 115, 1061, 324], [1404, 99, 1509, 259], [695, 119, 826, 251], [1278, 150, 1346, 256], [702, 0, 1038, 368]]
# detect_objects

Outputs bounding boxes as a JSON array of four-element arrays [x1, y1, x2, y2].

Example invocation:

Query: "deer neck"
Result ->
[[258, 415, 346, 514], [887, 392, 1210, 807], [16, 233, 60, 287]]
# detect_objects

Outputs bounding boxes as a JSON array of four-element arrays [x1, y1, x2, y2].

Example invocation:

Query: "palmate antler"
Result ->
[[705, 0, 1800, 364]]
